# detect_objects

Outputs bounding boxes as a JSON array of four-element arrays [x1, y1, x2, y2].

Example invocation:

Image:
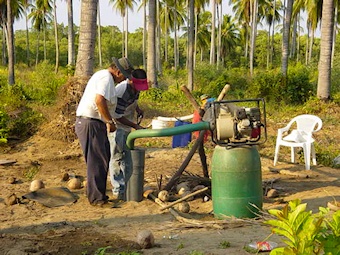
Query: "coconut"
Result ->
[[8, 177, 16, 184], [178, 201, 190, 213], [67, 178, 82, 189], [29, 180, 45, 192], [5, 193, 18, 206], [176, 182, 190, 193], [157, 190, 169, 202], [61, 172, 70, 182], [136, 230, 154, 249]]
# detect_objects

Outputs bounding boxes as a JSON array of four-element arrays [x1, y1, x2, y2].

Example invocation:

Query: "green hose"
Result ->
[[126, 121, 211, 149]]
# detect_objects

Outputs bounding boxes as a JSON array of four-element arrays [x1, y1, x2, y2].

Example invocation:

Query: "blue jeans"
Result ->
[[108, 129, 132, 200]]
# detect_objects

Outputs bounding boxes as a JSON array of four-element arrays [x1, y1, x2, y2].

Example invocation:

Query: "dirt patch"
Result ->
[[0, 131, 339, 254]]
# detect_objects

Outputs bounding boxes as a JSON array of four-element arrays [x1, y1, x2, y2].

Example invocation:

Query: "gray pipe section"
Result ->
[[126, 121, 211, 149]]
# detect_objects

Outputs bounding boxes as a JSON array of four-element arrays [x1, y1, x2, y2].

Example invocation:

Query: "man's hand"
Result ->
[[107, 122, 117, 133]]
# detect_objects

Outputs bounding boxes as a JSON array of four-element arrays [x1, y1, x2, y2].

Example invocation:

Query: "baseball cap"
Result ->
[[131, 69, 149, 91], [112, 57, 134, 79]]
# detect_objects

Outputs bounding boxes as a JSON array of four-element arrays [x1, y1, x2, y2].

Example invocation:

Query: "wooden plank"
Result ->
[[0, 159, 17, 166]]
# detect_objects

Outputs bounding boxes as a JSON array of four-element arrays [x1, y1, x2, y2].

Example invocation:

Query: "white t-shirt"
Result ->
[[76, 69, 117, 121]]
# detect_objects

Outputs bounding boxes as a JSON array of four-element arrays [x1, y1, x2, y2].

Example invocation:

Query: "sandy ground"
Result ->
[[0, 134, 339, 255]]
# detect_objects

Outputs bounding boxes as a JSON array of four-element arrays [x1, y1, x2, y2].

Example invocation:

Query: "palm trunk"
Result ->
[[194, 12, 198, 67], [270, 0, 276, 65], [281, 0, 293, 79], [75, 0, 98, 77], [217, 2, 222, 68], [156, 0, 162, 74], [164, 7, 168, 63], [187, 0, 194, 91], [2, 26, 7, 65], [331, 5, 337, 67], [317, 0, 334, 101], [308, 29, 314, 63], [25, 5, 30, 66], [53, 0, 59, 73], [147, 0, 157, 87], [249, 0, 258, 76], [35, 32, 40, 66], [143, 1, 147, 69], [97, 2, 102, 67], [210, 0, 216, 65], [7, 0, 15, 85], [67, 0, 75, 68], [124, 6, 128, 58], [43, 18, 47, 61]]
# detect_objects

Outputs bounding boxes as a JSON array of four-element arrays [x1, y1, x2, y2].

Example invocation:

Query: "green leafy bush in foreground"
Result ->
[[265, 199, 340, 255]]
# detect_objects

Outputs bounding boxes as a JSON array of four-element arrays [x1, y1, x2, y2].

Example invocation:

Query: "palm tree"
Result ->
[[317, 0, 334, 101], [66, 0, 75, 70], [159, 0, 186, 70], [7, 0, 14, 84], [187, 0, 194, 91], [220, 15, 240, 65], [147, 0, 157, 87], [0, 0, 23, 83], [52, 0, 59, 73], [75, 0, 98, 77], [21, 0, 32, 66], [97, 1, 102, 67], [159, 0, 186, 69], [136, 0, 147, 68], [249, 0, 258, 76], [194, 0, 207, 66], [230, 0, 251, 61], [259, 0, 282, 68], [210, 0, 216, 64], [36, 0, 53, 61], [109, 0, 136, 58], [196, 11, 210, 61], [281, 0, 293, 80]]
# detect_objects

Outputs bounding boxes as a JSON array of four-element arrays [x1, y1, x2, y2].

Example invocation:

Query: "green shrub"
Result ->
[[285, 64, 314, 104], [265, 199, 340, 255], [245, 69, 282, 103], [16, 61, 67, 105], [0, 109, 9, 143]]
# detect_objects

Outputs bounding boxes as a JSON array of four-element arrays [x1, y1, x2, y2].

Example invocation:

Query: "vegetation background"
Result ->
[[0, 0, 340, 168]]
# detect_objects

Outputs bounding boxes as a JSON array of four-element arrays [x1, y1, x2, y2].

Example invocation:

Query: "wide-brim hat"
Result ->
[[112, 57, 134, 79]]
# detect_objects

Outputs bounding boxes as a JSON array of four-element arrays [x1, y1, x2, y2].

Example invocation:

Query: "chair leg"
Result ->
[[290, 147, 296, 163], [311, 144, 317, 165], [274, 143, 280, 166], [304, 143, 311, 170]]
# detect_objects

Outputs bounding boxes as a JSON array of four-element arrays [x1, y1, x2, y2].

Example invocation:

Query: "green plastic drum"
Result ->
[[211, 145, 263, 218]]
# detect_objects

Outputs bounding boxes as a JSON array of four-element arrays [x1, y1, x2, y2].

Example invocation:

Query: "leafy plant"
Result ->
[[23, 165, 40, 181], [265, 199, 340, 255], [219, 240, 231, 249], [189, 250, 205, 255], [94, 246, 112, 255], [176, 242, 184, 250]]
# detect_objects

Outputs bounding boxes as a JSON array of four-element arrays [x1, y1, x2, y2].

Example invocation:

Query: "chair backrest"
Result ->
[[290, 114, 322, 134]]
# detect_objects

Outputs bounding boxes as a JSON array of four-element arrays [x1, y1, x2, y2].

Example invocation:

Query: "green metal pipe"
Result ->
[[126, 121, 211, 149]]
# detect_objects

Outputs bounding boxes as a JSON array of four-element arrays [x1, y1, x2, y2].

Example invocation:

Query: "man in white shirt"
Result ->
[[75, 62, 124, 206]]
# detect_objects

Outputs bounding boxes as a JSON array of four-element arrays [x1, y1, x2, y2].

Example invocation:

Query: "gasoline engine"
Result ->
[[204, 98, 267, 146]]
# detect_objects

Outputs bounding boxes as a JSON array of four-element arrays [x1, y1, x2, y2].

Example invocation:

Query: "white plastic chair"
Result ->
[[273, 114, 322, 170]]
